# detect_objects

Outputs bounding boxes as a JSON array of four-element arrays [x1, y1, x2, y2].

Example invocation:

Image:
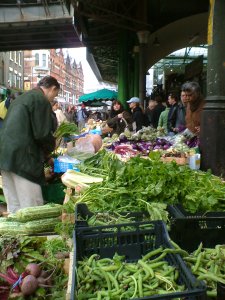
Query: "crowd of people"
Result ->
[[105, 81, 204, 138], [0, 75, 205, 214]]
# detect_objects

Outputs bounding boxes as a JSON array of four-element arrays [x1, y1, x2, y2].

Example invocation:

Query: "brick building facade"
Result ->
[[24, 49, 84, 105]]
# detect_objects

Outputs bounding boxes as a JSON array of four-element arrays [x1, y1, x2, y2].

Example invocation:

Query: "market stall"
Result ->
[[0, 121, 225, 299]]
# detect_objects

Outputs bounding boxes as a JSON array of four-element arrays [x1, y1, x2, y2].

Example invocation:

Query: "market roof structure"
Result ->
[[0, 0, 209, 83], [73, 0, 209, 83]]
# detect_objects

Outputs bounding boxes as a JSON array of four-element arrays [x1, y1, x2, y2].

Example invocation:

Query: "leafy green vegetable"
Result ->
[[70, 152, 225, 214]]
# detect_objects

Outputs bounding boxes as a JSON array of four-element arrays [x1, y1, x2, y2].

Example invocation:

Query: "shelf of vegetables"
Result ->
[[60, 148, 225, 299], [1, 121, 224, 299]]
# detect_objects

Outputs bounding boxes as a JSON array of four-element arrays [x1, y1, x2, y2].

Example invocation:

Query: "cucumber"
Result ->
[[16, 204, 62, 222]]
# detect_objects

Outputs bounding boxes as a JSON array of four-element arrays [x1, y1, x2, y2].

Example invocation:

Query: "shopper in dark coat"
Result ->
[[107, 100, 132, 135], [0, 76, 60, 213], [127, 97, 145, 132], [167, 93, 178, 135], [151, 96, 166, 128]]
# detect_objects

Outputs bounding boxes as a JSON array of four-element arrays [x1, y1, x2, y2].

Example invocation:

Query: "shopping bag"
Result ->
[[0, 101, 7, 119]]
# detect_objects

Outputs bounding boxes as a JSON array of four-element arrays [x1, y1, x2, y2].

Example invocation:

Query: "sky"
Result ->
[[64, 47, 102, 93]]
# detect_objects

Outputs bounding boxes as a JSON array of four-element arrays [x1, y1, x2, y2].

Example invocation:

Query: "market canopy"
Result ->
[[79, 88, 118, 103]]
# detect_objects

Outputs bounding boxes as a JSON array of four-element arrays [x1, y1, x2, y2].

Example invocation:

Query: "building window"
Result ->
[[15, 52, 18, 64], [42, 54, 46, 67], [35, 53, 39, 66], [18, 52, 22, 66], [9, 52, 13, 61], [8, 72, 13, 86], [16, 75, 21, 88], [13, 74, 17, 87]]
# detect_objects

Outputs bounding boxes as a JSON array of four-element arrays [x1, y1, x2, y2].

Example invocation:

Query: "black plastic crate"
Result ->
[[168, 205, 225, 252], [75, 202, 151, 228], [71, 220, 206, 300], [168, 204, 225, 219]]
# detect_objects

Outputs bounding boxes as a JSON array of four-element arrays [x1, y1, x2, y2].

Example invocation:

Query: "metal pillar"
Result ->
[[137, 31, 149, 108], [133, 46, 139, 97], [118, 31, 129, 108], [200, 0, 225, 177]]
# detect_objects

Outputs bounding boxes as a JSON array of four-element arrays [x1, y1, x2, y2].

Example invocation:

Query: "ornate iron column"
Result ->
[[118, 31, 129, 108], [133, 46, 139, 98], [200, 0, 225, 176], [137, 30, 149, 108]]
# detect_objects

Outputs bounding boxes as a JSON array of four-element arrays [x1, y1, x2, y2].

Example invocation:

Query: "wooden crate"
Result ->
[[66, 251, 74, 300], [161, 156, 187, 165]]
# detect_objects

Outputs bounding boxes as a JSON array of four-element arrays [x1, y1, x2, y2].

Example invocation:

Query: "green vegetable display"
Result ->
[[75, 150, 225, 214], [76, 248, 189, 299], [170, 241, 225, 298]]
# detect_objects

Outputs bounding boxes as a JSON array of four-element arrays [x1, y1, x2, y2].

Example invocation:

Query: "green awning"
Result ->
[[79, 88, 118, 103]]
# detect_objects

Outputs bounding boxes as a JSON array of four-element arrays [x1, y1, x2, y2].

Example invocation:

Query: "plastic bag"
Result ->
[[75, 134, 102, 153], [75, 136, 95, 153]]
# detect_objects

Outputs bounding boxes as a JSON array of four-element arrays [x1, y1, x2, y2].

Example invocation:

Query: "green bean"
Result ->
[[148, 261, 165, 269], [138, 273, 143, 297], [161, 266, 175, 277], [130, 275, 138, 299], [143, 280, 159, 290], [193, 242, 203, 257], [206, 289, 217, 297], [93, 268, 112, 290], [77, 268, 85, 281], [115, 265, 123, 280], [118, 270, 130, 281], [142, 246, 163, 261], [97, 258, 113, 264], [174, 269, 179, 281], [143, 290, 157, 296], [198, 272, 225, 285], [163, 248, 189, 257], [155, 274, 176, 291], [97, 291, 101, 300], [124, 264, 138, 273], [148, 252, 167, 263], [101, 265, 119, 272], [192, 252, 202, 273], [77, 293, 96, 299], [169, 239, 182, 250], [107, 272, 119, 291], [138, 259, 154, 279]]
